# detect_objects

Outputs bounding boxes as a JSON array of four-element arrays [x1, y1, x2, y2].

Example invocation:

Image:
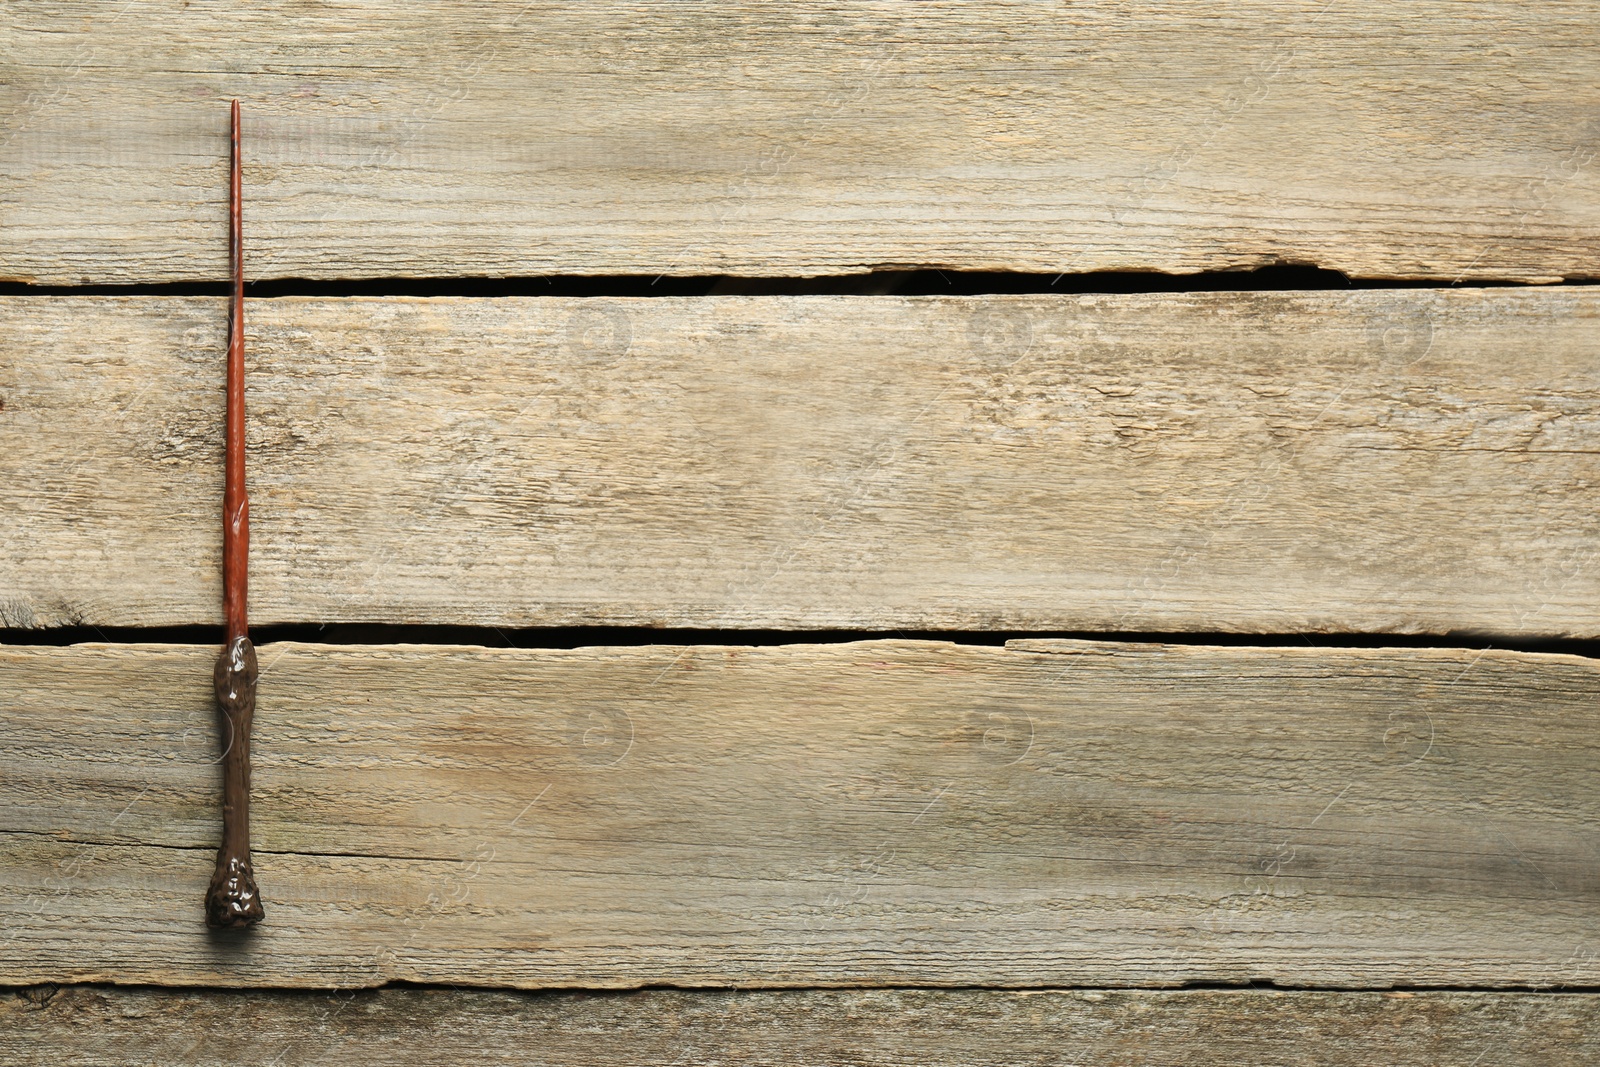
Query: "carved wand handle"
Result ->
[[207, 99, 264, 928]]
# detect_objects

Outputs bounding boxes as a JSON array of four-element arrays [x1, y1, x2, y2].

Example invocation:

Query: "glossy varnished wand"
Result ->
[[206, 99, 264, 927]]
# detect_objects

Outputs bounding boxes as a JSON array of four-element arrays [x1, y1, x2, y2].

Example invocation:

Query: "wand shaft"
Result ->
[[224, 97, 248, 644]]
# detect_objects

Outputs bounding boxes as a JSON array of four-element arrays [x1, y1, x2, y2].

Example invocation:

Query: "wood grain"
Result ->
[[3, 639, 1596, 989], [4, 290, 1599, 635], [4, 985, 1597, 1066], [3, 1, 1598, 284]]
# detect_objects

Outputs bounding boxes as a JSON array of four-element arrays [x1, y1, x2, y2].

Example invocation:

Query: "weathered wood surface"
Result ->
[[4, 1, 1598, 284], [3, 639, 1596, 989], [5, 986, 1598, 1067], [4, 290, 1598, 635]]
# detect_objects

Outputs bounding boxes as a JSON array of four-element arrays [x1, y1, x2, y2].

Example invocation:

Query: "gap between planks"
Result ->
[[3, 266, 1590, 301], [5, 625, 1600, 662]]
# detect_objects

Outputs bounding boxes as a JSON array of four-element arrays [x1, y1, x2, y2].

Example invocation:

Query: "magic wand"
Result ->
[[206, 99, 265, 928]]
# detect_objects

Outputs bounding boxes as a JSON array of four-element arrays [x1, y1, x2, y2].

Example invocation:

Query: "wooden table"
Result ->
[[3, 3, 1598, 1063]]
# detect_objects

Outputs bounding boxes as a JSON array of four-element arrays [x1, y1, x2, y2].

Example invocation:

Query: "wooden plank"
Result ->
[[2, 639, 1595, 989], [4, 986, 1597, 1067], [3, 290, 1598, 635], [3, 1, 1597, 284]]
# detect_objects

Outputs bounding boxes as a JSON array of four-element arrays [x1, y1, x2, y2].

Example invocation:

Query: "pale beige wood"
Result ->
[[4, 986, 1597, 1067], [3, 1, 1597, 284], [3, 290, 1598, 635], [2, 639, 1596, 989]]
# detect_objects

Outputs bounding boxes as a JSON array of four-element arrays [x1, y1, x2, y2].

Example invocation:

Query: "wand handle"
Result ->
[[207, 636, 263, 926]]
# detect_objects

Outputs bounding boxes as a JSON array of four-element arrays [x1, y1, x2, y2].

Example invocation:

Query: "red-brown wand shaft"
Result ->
[[223, 97, 248, 645], [208, 99, 264, 928]]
